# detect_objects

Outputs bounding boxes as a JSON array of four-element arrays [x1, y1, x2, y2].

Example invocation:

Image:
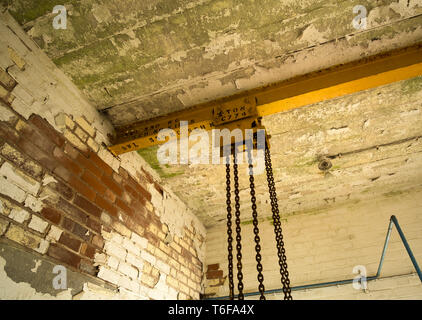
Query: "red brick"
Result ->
[[76, 153, 103, 177], [132, 211, 148, 229], [143, 230, 159, 247], [118, 167, 129, 180], [54, 166, 96, 201], [58, 197, 88, 224], [192, 256, 202, 268], [47, 243, 81, 269], [62, 217, 75, 232], [192, 266, 202, 278], [54, 165, 71, 182], [133, 183, 152, 202], [124, 183, 151, 205], [73, 194, 102, 218], [91, 234, 104, 249], [87, 218, 101, 234], [120, 190, 131, 204], [0, 143, 21, 167], [81, 170, 106, 194], [47, 178, 73, 201], [0, 68, 17, 90], [87, 151, 113, 176], [0, 122, 19, 145], [125, 217, 144, 237], [181, 247, 193, 260], [112, 172, 123, 184], [18, 138, 58, 171], [102, 225, 112, 233], [148, 213, 162, 229], [206, 270, 223, 280], [79, 259, 97, 276], [68, 176, 96, 201], [80, 243, 96, 259], [132, 207, 148, 225], [28, 115, 65, 148], [141, 168, 154, 184], [130, 196, 147, 212], [104, 188, 116, 203], [134, 173, 145, 186], [95, 194, 117, 218], [116, 198, 133, 217], [207, 264, 220, 272], [102, 174, 122, 197], [19, 121, 56, 154], [21, 161, 43, 180], [124, 184, 138, 201], [64, 142, 79, 160], [153, 182, 163, 196], [72, 222, 90, 241], [53, 147, 82, 176], [58, 232, 81, 252], [40, 207, 62, 224]]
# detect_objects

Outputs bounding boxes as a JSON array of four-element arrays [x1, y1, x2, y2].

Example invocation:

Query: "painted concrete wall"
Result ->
[[205, 188, 422, 299]]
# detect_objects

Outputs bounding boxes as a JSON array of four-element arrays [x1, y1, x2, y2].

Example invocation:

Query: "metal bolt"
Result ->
[[318, 158, 332, 171]]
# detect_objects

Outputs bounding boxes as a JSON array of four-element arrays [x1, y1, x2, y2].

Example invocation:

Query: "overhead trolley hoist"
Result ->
[[216, 106, 292, 301], [110, 95, 293, 301], [108, 45, 422, 301]]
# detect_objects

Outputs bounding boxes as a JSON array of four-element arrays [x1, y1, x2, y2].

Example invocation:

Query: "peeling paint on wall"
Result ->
[[3, 0, 421, 126]]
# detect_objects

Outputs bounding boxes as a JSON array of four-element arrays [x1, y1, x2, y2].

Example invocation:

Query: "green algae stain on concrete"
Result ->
[[401, 76, 422, 96], [5, 0, 420, 128], [137, 146, 185, 179], [3, 0, 66, 25]]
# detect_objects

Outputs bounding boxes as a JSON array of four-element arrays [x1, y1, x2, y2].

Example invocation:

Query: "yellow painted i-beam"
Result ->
[[109, 44, 422, 156]]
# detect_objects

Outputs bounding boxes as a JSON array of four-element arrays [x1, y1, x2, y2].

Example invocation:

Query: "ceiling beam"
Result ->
[[109, 44, 422, 156]]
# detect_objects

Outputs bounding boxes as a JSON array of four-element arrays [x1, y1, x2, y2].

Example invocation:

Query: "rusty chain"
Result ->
[[225, 154, 234, 300], [247, 148, 266, 300], [233, 150, 244, 300], [225, 140, 291, 301], [265, 146, 292, 300]]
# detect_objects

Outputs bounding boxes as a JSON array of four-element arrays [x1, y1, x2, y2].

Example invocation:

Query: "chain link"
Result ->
[[225, 141, 291, 301], [247, 148, 266, 300], [225, 154, 234, 300], [265, 146, 293, 300], [233, 150, 244, 300]]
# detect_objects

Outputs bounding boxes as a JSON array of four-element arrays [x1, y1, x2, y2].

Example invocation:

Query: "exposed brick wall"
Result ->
[[0, 108, 204, 298], [0, 13, 206, 300]]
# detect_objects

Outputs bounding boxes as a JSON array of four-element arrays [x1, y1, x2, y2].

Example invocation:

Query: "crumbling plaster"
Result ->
[[1, 11, 207, 291], [0, 240, 118, 299], [3, 0, 422, 126]]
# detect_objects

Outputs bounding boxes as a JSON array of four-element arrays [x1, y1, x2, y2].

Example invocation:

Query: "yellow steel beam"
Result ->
[[109, 44, 422, 156]]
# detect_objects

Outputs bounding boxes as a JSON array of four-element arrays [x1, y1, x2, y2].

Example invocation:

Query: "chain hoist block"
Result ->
[[223, 128, 292, 300]]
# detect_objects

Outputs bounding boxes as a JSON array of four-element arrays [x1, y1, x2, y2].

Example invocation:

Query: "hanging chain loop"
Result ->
[[225, 137, 291, 301], [233, 149, 244, 300], [225, 154, 235, 300], [265, 146, 293, 300], [247, 148, 266, 300]]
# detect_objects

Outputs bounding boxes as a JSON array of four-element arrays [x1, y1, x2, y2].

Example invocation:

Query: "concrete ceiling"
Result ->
[[3, 0, 422, 228], [3, 0, 422, 127]]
